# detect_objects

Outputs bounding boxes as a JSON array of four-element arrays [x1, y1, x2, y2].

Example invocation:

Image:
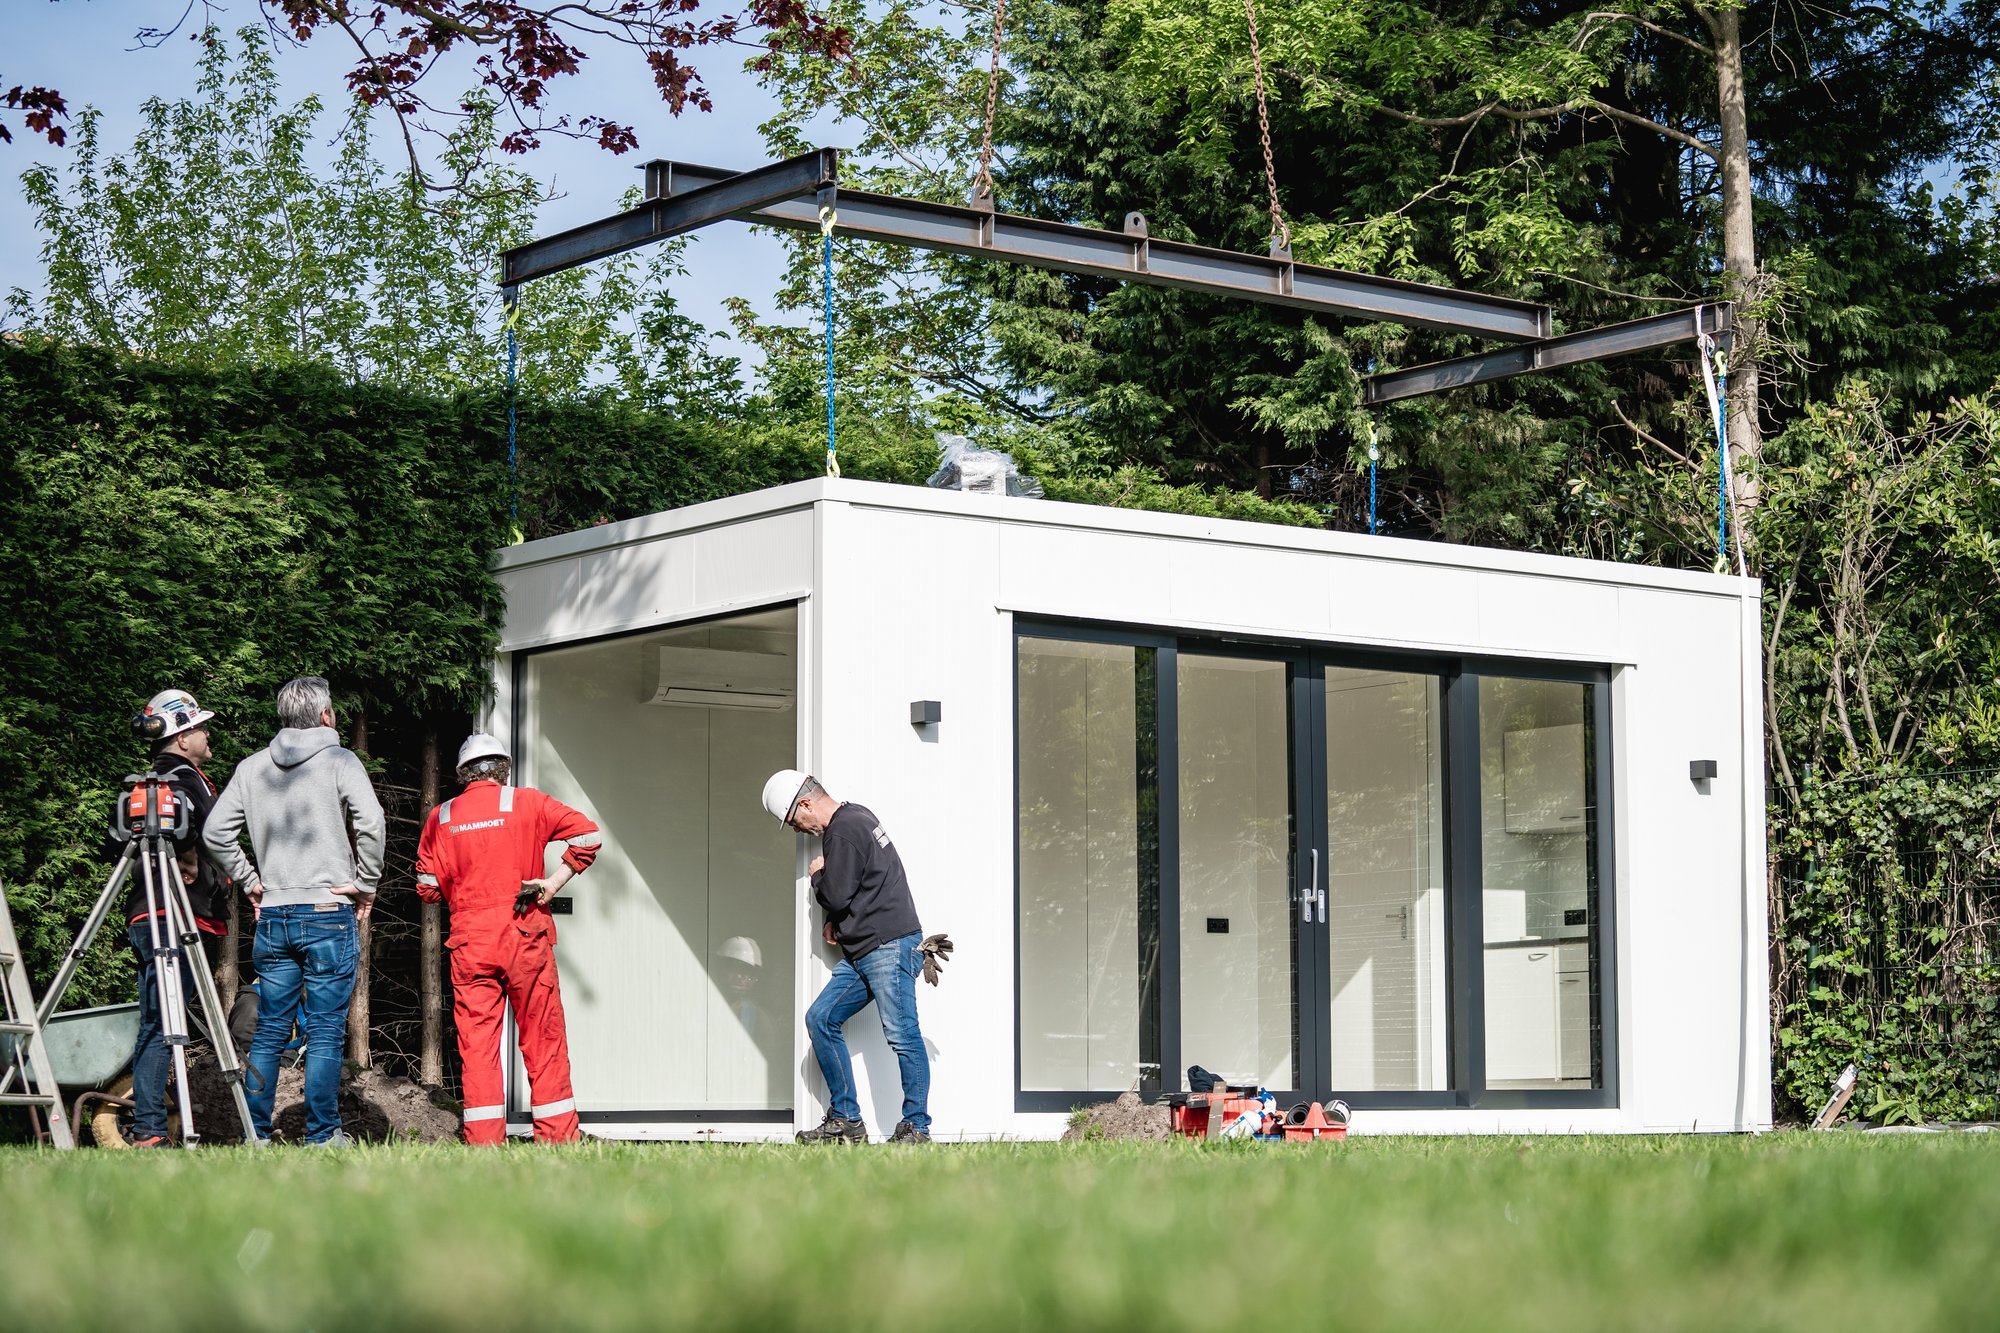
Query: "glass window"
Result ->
[[1178, 654, 1298, 1092], [1478, 677, 1600, 1089], [1325, 669, 1448, 1092], [522, 606, 797, 1111], [1017, 637, 1161, 1094]]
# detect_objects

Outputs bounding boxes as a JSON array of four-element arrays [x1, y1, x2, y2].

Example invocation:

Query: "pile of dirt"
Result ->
[[1062, 1090, 1173, 1142], [269, 1064, 462, 1144], [174, 1050, 460, 1145]]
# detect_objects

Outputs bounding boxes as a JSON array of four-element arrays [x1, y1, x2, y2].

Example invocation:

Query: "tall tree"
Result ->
[[1107, 0, 2000, 522]]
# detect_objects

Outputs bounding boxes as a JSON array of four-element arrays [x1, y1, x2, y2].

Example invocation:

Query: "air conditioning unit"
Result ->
[[647, 646, 794, 711]]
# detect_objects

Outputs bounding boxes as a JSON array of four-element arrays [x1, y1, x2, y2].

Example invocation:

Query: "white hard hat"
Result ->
[[457, 733, 510, 768], [718, 936, 763, 968], [761, 769, 811, 824], [141, 689, 215, 740]]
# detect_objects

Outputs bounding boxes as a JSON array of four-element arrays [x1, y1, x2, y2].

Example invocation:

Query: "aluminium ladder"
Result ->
[[0, 879, 75, 1147]]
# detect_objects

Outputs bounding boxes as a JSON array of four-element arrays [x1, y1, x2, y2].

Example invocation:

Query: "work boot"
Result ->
[[130, 1135, 170, 1149], [795, 1114, 866, 1145], [888, 1120, 931, 1145]]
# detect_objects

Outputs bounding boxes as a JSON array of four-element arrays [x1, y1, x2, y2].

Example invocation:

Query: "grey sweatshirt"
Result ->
[[204, 727, 386, 908]]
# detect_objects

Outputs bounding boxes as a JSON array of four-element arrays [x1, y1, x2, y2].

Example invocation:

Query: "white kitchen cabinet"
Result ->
[[1486, 941, 1594, 1085], [1558, 943, 1591, 1081], [1484, 946, 1560, 1081], [1502, 725, 1587, 833]]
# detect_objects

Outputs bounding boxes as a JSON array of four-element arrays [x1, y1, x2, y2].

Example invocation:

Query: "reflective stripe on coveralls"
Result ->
[[415, 779, 600, 1146]]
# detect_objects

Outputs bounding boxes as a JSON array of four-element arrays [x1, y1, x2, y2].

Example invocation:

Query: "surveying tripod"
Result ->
[[8, 773, 263, 1147]]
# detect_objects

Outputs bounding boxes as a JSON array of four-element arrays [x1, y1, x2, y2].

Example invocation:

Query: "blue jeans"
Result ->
[[246, 904, 358, 1143], [805, 932, 930, 1133], [128, 920, 209, 1140]]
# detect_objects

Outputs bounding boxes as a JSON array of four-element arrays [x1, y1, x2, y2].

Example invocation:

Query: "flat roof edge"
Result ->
[[490, 476, 1755, 598], [489, 477, 830, 571]]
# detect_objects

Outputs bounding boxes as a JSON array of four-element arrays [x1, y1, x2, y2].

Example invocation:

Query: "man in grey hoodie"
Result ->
[[205, 676, 385, 1146]]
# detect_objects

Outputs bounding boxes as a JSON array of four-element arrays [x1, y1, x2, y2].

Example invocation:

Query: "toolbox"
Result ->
[[1169, 1088, 1266, 1139], [1167, 1089, 1349, 1142]]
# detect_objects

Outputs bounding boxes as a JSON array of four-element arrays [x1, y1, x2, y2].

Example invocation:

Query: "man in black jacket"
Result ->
[[123, 688, 229, 1147], [761, 770, 931, 1145]]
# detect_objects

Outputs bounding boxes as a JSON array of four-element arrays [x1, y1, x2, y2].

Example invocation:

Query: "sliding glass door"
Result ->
[[1015, 623, 1616, 1111], [1176, 651, 1307, 1099], [1321, 668, 1449, 1094], [1016, 635, 1162, 1099]]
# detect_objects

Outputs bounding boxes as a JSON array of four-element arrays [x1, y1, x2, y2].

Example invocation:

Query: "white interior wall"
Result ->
[[522, 620, 797, 1112]]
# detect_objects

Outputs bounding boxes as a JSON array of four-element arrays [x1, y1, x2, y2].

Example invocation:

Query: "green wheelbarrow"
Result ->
[[1, 1002, 141, 1146], [50, 994, 257, 1146]]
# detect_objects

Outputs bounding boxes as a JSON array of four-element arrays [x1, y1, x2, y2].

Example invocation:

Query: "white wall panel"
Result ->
[[694, 510, 815, 607], [1328, 555, 1480, 650], [496, 509, 814, 652], [1168, 543, 1332, 635], [1477, 572, 1622, 660], [811, 503, 1015, 1140], [997, 524, 1173, 624], [1610, 586, 1761, 1130], [575, 542, 695, 632]]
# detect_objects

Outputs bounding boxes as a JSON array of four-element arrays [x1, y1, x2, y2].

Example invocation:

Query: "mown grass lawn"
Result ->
[[2, 1134, 1996, 1331]]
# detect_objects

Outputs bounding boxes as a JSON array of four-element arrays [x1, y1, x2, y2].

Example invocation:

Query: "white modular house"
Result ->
[[485, 477, 1770, 1140]]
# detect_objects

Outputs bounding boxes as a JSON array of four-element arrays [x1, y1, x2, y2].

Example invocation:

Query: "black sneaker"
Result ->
[[796, 1114, 866, 1145], [888, 1120, 931, 1145]]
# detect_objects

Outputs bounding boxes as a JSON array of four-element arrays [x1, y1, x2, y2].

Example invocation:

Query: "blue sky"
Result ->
[[4, 0, 843, 367]]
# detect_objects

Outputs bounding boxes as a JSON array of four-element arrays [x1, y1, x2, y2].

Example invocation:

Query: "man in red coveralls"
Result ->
[[414, 733, 602, 1144]]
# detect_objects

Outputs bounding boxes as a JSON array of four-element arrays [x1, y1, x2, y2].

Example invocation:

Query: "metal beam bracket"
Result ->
[[1361, 304, 1736, 405], [503, 148, 840, 287]]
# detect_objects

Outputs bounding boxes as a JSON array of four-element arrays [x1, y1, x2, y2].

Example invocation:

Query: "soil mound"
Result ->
[[174, 1050, 460, 1144], [1061, 1090, 1173, 1142]]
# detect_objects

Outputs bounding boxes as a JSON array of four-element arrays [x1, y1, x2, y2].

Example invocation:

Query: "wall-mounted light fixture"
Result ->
[[910, 700, 942, 727], [1689, 759, 1718, 784]]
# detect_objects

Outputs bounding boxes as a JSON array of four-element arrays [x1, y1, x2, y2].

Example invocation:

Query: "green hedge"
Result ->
[[1772, 770, 2000, 1123]]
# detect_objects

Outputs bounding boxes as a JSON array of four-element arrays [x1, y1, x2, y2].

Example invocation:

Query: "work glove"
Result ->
[[919, 933, 954, 986], [514, 884, 541, 917]]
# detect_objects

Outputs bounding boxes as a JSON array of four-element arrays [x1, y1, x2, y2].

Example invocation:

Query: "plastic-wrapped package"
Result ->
[[926, 434, 1045, 498]]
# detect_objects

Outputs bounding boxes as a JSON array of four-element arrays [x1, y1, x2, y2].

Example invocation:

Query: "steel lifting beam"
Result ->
[[633, 159, 1552, 341], [501, 148, 840, 287], [1361, 304, 1734, 405]]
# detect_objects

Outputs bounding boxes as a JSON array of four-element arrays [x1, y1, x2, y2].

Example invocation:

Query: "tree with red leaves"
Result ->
[[2, 85, 69, 146], [9, 2, 851, 181]]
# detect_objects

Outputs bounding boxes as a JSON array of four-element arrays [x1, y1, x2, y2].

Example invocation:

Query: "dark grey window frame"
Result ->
[[1012, 623, 1179, 1114], [1454, 659, 1620, 1112], [1013, 619, 1619, 1114]]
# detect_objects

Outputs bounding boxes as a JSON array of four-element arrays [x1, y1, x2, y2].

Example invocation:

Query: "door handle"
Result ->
[[1310, 849, 1321, 923], [1299, 850, 1311, 923]]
